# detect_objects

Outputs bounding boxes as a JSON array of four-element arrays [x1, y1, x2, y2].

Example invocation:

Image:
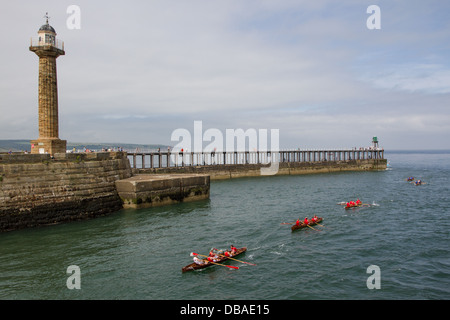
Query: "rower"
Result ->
[[303, 217, 309, 225], [312, 215, 318, 223], [193, 256, 205, 265], [207, 256, 218, 262], [225, 245, 237, 257], [207, 251, 219, 262], [356, 199, 362, 205], [208, 250, 219, 261], [296, 219, 300, 227]]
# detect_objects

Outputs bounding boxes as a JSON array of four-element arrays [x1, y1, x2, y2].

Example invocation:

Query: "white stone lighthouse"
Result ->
[[29, 13, 66, 155]]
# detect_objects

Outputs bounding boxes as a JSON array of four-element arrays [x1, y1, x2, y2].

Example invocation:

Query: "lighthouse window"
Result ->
[[45, 34, 55, 45]]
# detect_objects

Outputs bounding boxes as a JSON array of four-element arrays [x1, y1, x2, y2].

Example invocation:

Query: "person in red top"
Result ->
[[224, 245, 237, 257], [356, 199, 362, 205], [303, 217, 309, 225], [225, 245, 237, 256], [208, 253, 218, 262], [311, 215, 318, 223], [296, 219, 300, 227]]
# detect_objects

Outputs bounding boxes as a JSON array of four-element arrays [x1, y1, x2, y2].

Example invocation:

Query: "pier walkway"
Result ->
[[128, 148, 385, 170]]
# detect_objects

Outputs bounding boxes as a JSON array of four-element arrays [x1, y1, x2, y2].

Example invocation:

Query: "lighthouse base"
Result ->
[[31, 138, 67, 155]]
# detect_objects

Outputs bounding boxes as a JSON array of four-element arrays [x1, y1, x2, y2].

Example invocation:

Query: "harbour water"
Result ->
[[0, 151, 449, 301]]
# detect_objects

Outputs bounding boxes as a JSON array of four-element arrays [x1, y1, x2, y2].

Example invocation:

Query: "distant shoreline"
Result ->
[[0, 139, 170, 153], [1, 139, 449, 154], [384, 149, 450, 154]]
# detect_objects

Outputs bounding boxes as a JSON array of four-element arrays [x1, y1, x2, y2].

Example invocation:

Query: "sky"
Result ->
[[1, 0, 449, 150]]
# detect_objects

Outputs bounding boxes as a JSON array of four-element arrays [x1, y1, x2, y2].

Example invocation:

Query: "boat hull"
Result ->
[[345, 204, 361, 209], [291, 218, 323, 231]]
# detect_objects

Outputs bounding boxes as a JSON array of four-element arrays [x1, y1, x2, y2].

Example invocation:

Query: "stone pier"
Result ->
[[115, 174, 210, 209], [128, 149, 387, 180], [0, 152, 211, 232], [0, 152, 132, 232]]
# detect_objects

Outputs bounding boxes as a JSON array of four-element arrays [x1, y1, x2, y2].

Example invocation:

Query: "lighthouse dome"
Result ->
[[39, 23, 56, 34]]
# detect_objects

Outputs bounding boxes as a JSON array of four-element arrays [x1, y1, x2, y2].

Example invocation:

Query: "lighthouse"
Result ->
[[29, 13, 66, 155]]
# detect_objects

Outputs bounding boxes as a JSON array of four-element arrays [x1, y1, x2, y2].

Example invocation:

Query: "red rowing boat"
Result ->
[[291, 218, 323, 231], [182, 247, 247, 272]]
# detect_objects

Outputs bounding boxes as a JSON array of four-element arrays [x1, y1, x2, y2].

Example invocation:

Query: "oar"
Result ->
[[314, 223, 326, 228], [282, 218, 302, 225], [190, 253, 239, 270], [306, 224, 321, 232], [211, 248, 257, 266], [217, 253, 256, 266]]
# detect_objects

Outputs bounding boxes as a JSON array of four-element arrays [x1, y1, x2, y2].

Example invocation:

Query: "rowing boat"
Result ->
[[182, 247, 247, 272], [345, 204, 362, 209], [291, 218, 323, 231], [337, 201, 364, 207]]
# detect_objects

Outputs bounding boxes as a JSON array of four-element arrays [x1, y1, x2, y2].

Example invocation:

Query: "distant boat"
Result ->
[[291, 218, 323, 231]]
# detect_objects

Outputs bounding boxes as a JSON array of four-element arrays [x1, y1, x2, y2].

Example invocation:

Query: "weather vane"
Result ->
[[44, 12, 50, 24]]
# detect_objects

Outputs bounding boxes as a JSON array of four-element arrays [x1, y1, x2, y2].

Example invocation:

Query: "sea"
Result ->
[[0, 151, 449, 305]]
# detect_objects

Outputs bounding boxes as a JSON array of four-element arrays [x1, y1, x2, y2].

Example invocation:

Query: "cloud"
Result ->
[[1, 1, 450, 150], [360, 63, 450, 94]]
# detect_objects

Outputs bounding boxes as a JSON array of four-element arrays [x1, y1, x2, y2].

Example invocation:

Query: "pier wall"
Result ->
[[135, 159, 387, 180], [0, 152, 132, 232], [115, 174, 210, 209]]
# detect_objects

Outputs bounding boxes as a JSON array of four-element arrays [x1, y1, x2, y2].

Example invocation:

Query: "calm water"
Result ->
[[0, 151, 449, 300]]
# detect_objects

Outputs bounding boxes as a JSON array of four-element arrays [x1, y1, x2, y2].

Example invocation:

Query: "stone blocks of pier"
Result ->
[[0, 152, 132, 232], [30, 138, 67, 155], [115, 174, 210, 209], [136, 159, 387, 180]]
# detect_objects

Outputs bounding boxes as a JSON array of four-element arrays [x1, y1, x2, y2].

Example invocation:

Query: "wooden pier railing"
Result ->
[[127, 149, 385, 169]]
